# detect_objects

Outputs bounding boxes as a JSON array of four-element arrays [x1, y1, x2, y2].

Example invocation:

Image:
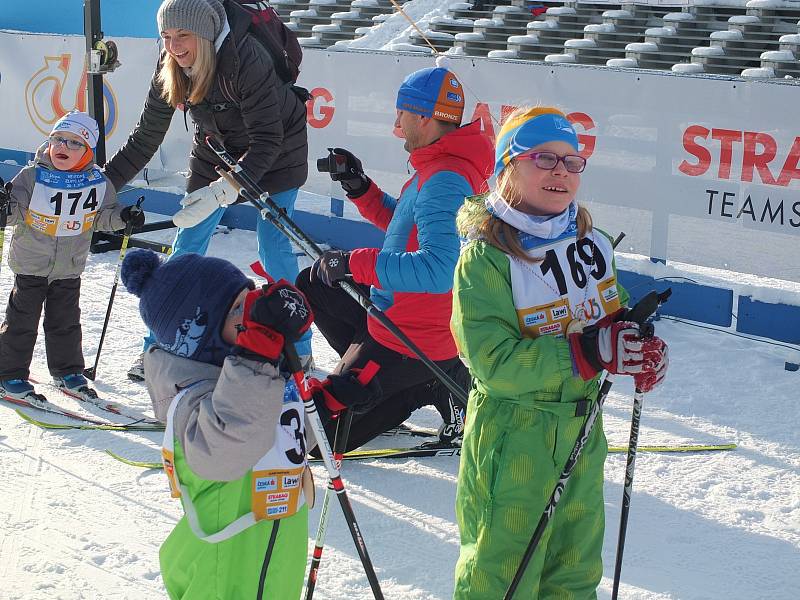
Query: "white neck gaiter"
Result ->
[[485, 192, 577, 240]]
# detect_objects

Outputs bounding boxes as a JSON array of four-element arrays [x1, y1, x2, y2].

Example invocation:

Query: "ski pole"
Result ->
[[206, 136, 468, 405], [83, 196, 144, 381], [305, 408, 354, 600], [503, 289, 671, 600], [0, 178, 12, 280], [283, 343, 385, 599], [611, 384, 645, 600]]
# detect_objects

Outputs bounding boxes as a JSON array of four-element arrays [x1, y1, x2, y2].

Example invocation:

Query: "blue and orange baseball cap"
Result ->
[[395, 67, 465, 124]]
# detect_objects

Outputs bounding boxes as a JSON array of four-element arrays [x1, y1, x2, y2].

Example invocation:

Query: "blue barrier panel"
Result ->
[[736, 296, 800, 344], [2, 1, 161, 38], [617, 270, 734, 328]]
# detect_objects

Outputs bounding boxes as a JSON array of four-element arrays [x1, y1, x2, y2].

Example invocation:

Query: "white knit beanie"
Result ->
[[51, 111, 99, 148], [157, 0, 226, 42]]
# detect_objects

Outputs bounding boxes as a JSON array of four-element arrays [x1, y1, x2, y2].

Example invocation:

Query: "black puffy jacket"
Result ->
[[105, 1, 308, 197]]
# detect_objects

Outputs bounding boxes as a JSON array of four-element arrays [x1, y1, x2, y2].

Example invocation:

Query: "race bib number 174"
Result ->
[[26, 168, 107, 237]]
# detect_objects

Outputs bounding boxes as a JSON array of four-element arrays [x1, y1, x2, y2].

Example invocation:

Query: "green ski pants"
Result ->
[[161, 504, 308, 599], [454, 393, 607, 600]]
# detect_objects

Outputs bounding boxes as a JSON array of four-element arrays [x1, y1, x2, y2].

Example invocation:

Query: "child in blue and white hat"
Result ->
[[0, 111, 145, 403]]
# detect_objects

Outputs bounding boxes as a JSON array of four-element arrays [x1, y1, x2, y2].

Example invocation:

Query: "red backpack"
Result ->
[[227, 1, 303, 84]]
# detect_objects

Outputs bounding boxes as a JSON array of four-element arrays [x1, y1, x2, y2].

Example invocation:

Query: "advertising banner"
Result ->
[[300, 51, 800, 282], [1, 34, 798, 280], [0, 31, 191, 178]]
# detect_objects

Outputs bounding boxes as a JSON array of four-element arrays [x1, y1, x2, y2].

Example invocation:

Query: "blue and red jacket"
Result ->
[[348, 121, 493, 360]]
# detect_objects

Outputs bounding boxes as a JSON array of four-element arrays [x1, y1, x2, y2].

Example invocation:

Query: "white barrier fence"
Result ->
[[1, 31, 798, 281]]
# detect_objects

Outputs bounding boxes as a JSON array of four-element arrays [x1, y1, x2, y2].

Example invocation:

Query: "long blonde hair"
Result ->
[[157, 35, 216, 107], [457, 106, 593, 263]]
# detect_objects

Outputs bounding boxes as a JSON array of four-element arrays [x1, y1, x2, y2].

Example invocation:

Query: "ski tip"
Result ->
[[104, 449, 163, 469]]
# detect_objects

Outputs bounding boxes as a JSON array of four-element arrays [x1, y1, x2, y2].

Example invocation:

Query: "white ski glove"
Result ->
[[172, 177, 239, 228]]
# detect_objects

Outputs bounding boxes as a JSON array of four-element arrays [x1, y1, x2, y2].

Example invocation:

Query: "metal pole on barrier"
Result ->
[[83, 0, 106, 164]]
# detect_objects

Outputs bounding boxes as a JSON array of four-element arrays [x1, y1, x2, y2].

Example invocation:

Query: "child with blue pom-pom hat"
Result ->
[[121, 247, 381, 598], [121, 247, 316, 599]]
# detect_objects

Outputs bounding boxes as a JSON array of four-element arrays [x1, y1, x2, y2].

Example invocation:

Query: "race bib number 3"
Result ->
[[26, 168, 106, 237]]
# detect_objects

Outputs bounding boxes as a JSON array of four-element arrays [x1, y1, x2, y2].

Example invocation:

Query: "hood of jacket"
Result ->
[[144, 348, 220, 422], [408, 120, 494, 185], [224, 0, 256, 49]]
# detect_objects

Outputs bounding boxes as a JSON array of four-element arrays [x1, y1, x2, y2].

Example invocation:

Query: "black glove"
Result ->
[[120, 205, 146, 231], [233, 281, 313, 364], [0, 178, 12, 213], [330, 148, 371, 199], [310, 250, 350, 288], [308, 365, 382, 416], [246, 280, 313, 343]]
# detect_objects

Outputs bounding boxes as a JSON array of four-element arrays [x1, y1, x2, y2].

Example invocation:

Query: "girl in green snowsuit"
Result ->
[[450, 107, 669, 599]]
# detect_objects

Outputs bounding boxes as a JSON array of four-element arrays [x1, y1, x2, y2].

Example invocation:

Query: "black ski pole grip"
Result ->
[[626, 289, 672, 326], [283, 341, 303, 376]]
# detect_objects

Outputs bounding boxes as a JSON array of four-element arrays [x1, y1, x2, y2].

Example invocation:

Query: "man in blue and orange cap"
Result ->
[[296, 66, 494, 452]]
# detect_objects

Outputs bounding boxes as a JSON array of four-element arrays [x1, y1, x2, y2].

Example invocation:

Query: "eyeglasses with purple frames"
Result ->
[[517, 151, 587, 174]]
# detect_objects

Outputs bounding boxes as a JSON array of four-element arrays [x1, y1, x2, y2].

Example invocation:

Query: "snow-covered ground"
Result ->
[[1, 222, 799, 599]]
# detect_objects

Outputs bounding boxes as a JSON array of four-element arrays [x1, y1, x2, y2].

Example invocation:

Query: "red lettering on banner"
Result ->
[[566, 112, 596, 159], [471, 103, 494, 138], [742, 131, 777, 185], [680, 126, 797, 187], [710, 129, 740, 179], [678, 125, 712, 176], [499, 105, 517, 125], [306, 88, 334, 129], [776, 137, 800, 187]]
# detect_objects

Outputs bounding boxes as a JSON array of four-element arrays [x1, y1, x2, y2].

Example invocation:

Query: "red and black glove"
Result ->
[[234, 280, 313, 364], [570, 318, 669, 388], [308, 361, 382, 417], [633, 336, 669, 392], [570, 320, 647, 380]]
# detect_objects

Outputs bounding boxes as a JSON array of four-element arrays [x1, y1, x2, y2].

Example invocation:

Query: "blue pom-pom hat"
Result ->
[[121, 249, 252, 365]]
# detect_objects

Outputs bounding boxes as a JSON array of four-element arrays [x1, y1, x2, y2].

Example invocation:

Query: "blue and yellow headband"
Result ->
[[494, 107, 579, 178]]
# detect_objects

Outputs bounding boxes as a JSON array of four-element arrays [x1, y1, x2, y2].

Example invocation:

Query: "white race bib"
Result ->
[[26, 167, 107, 237], [510, 233, 621, 338]]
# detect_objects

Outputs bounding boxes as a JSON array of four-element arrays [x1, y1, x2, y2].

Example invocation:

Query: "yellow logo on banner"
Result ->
[[24, 53, 118, 138]]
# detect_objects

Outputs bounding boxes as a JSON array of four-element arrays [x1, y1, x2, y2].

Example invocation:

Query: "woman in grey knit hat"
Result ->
[[104, 0, 312, 381]]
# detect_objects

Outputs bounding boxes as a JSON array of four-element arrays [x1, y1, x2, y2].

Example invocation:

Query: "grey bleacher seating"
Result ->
[[270, 0, 800, 78], [273, 0, 311, 18], [686, 1, 800, 77], [297, 0, 410, 50], [291, 0, 353, 41]]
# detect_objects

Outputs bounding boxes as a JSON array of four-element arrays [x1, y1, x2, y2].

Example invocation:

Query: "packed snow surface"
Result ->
[[1, 222, 798, 599]]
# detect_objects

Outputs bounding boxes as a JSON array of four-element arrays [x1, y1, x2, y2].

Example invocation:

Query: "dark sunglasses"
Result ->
[[517, 151, 587, 174], [49, 135, 86, 151]]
